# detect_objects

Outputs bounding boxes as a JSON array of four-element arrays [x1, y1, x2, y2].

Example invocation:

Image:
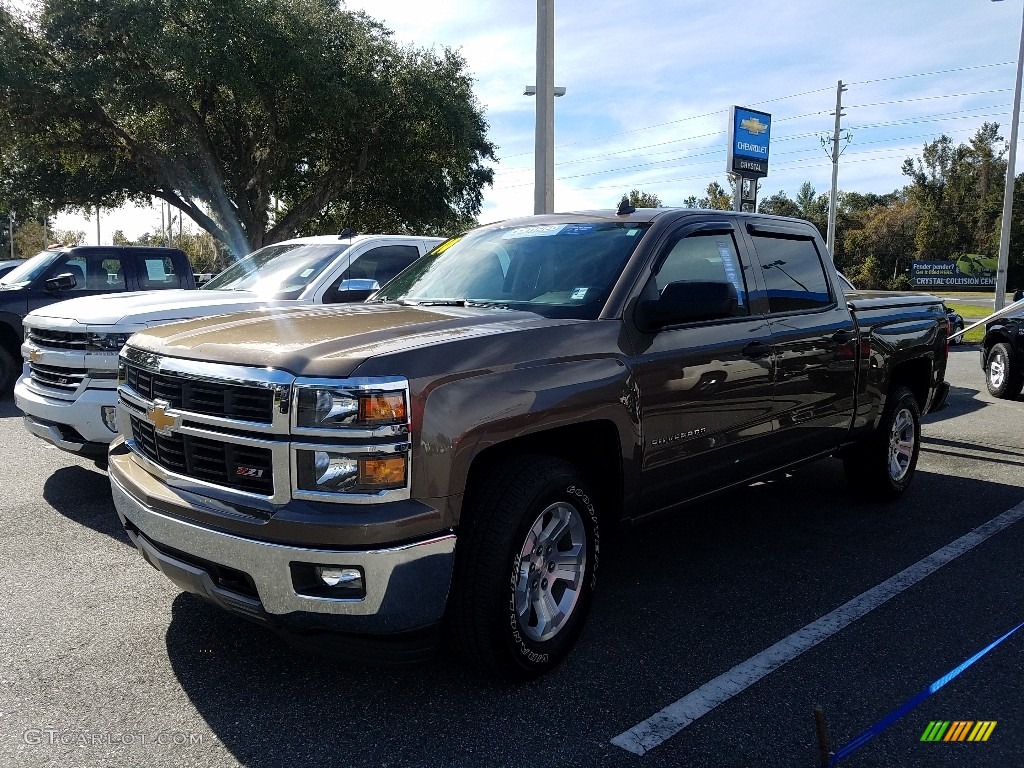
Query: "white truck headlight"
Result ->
[[87, 332, 132, 351]]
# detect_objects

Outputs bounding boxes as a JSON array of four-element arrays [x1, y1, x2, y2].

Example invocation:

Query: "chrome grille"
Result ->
[[129, 414, 274, 495], [124, 362, 275, 423], [30, 363, 87, 391], [27, 328, 89, 350]]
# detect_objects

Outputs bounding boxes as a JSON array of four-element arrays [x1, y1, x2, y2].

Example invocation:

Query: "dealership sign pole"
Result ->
[[727, 106, 771, 213]]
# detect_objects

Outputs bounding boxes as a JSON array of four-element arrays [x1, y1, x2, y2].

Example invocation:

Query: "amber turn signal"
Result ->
[[358, 393, 406, 423], [359, 456, 407, 488]]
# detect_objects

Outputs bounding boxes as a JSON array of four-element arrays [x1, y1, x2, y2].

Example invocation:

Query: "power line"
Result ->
[[849, 89, 1013, 109], [499, 63, 1014, 161], [849, 62, 1015, 86]]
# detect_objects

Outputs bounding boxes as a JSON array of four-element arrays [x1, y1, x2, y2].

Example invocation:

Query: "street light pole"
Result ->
[[994, 0, 1024, 310], [534, 0, 554, 214]]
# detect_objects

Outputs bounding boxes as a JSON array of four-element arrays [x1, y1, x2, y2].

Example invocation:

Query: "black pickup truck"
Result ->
[[0, 245, 193, 392], [108, 208, 949, 678], [980, 302, 1024, 398]]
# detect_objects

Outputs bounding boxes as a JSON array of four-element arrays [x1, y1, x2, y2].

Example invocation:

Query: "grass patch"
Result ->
[[945, 301, 991, 343]]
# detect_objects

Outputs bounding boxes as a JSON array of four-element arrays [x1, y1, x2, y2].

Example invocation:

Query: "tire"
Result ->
[[0, 345, 18, 397], [447, 455, 600, 679], [950, 322, 964, 345], [843, 386, 921, 500], [985, 342, 1024, 399]]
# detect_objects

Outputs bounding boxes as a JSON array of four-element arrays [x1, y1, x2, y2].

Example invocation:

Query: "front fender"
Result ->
[[413, 358, 640, 515]]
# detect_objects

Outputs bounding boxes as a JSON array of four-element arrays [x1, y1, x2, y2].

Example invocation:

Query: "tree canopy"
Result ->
[[0, 0, 496, 255]]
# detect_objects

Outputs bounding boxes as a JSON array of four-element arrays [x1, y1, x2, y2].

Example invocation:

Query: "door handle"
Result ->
[[741, 341, 771, 359], [831, 330, 854, 345]]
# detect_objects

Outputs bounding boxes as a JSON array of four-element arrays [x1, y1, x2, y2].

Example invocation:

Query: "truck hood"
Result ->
[[127, 303, 573, 378], [25, 290, 294, 329]]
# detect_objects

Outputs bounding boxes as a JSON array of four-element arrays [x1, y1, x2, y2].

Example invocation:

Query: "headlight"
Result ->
[[87, 332, 132, 351], [296, 449, 408, 494], [295, 386, 407, 429]]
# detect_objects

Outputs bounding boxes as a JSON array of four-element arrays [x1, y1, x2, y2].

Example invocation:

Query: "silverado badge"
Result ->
[[146, 401, 178, 435]]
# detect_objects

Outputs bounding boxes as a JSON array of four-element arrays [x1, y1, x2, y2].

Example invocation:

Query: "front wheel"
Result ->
[[843, 386, 921, 500], [986, 342, 1024, 399], [447, 456, 600, 679], [0, 346, 18, 396]]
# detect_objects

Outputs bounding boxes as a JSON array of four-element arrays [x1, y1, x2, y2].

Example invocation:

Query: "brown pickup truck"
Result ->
[[108, 208, 949, 678]]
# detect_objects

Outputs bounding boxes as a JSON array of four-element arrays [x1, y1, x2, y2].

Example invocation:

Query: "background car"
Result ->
[[946, 306, 965, 345], [0, 259, 26, 279]]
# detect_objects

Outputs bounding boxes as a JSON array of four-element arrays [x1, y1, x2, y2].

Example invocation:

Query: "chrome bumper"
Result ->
[[110, 469, 456, 633]]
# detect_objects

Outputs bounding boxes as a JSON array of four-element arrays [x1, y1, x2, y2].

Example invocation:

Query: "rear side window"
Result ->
[[138, 256, 182, 290], [750, 235, 831, 313]]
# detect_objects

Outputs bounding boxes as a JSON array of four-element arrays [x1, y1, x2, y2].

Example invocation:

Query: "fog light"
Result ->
[[101, 406, 117, 433], [316, 566, 363, 589]]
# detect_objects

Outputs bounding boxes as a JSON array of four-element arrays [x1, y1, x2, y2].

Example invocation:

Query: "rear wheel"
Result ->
[[949, 321, 964, 345], [447, 456, 600, 679], [843, 386, 921, 500], [986, 343, 1023, 399]]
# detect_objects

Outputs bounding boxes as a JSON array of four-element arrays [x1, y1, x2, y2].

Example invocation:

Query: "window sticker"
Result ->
[[627, 229, 640, 237], [561, 224, 595, 236], [300, 268, 316, 278], [500, 224, 565, 240], [570, 287, 589, 301], [716, 241, 746, 306], [146, 260, 167, 280]]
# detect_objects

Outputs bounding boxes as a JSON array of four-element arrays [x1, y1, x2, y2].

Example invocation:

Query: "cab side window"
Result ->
[[324, 245, 421, 303], [750, 234, 831, 313], [47, 254, 126, 291], [652, 232, 750, 318], [345, 245, 421, 286]]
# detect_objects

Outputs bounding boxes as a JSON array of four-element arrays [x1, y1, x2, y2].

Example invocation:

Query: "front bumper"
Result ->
[[109, 457, 456, 643], [14, 376, 117, 454]]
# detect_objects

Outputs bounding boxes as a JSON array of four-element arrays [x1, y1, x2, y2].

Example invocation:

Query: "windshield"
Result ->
[[203, 243, 350, 298], [0, 250, 62, 286], [374, 222, 651, 319]]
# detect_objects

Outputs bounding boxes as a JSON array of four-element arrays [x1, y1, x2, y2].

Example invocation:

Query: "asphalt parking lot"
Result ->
[[1, 344, 1022, 768]]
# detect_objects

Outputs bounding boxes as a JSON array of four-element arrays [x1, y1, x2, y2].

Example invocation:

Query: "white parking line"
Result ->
[[611, 500, 1024, 756]]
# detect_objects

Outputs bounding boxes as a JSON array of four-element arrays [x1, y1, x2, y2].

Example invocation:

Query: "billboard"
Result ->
[[910, 259, 996, 290], [728, 106, 771, 177]]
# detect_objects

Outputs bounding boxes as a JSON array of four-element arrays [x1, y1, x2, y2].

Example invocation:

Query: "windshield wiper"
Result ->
[[389, 298, 467, 307]]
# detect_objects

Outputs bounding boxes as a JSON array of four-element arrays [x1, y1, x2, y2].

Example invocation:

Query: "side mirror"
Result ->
[[328, 278, 380, 303], [636, 280, 738, 331], [45, 273, 78, 292]]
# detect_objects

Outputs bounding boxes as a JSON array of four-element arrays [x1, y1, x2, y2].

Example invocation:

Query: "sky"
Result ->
[[43, 0, 1024, 244]]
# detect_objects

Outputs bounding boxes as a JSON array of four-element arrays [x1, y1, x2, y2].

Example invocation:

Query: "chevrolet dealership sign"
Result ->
[[728, 106, 772, 177]]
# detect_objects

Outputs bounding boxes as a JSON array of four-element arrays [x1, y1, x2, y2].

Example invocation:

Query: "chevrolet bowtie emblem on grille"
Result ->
[[146, 401, 178, 434], [29, 348, 41, 363], [740, 116, 768, 135]]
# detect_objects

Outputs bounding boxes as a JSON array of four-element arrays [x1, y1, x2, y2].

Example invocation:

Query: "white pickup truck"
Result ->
[[15, 233, 443, 456]]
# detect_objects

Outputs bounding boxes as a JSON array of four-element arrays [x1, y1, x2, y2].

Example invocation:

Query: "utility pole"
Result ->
[[8, 211, 14, 259], [95, 205, 101, 246], [826, 80, 847, 259], [993, 0, 1024, 311], [534, 0, 554, 214]]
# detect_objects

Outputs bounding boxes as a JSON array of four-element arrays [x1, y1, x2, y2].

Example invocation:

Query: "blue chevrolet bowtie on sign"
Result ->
[[728, 105, 772, 177]]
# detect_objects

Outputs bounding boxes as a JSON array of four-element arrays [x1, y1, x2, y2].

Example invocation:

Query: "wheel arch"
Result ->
[[460, 421, 624, 534], [887, 357, 931, 412]]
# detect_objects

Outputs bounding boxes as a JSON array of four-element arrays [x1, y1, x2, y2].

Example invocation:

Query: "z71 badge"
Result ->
[[236, 466, 265, 478]]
